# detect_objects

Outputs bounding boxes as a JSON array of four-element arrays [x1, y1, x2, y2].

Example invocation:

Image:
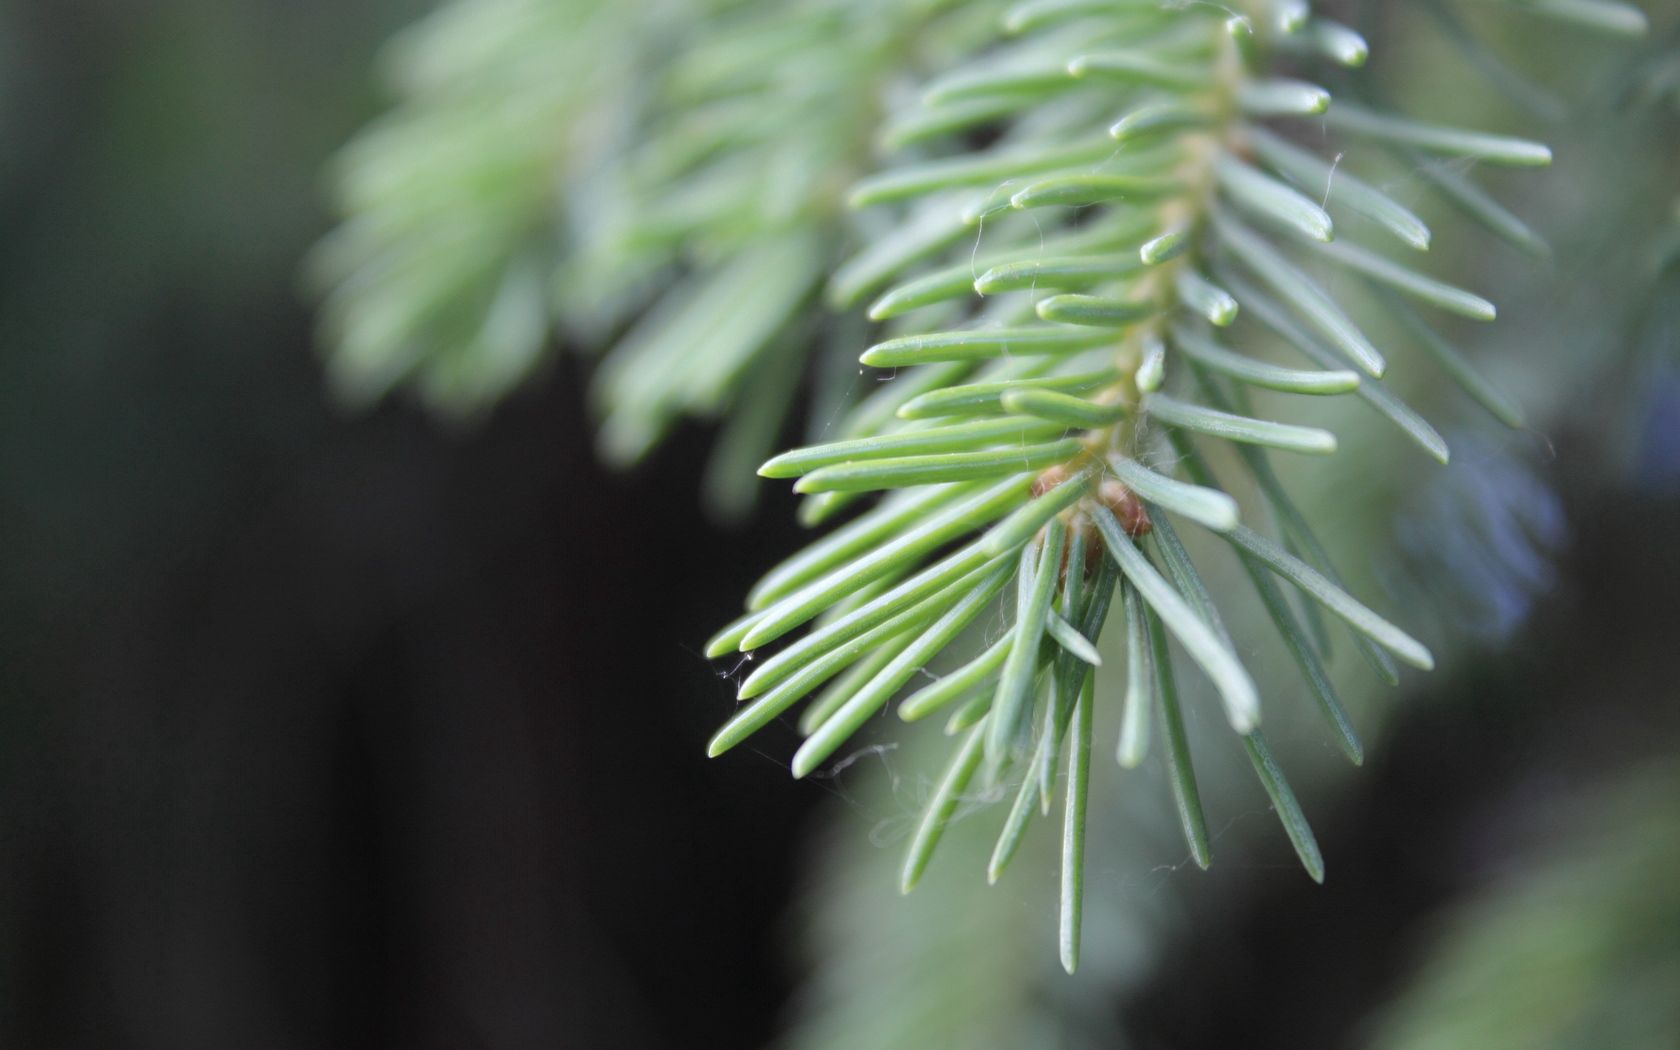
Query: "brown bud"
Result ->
[[1073, 513, 1105, 576], [1098, 479, 1152, 537], [1048, 513, 1105, 588], [1031, 464, 1071, 498]]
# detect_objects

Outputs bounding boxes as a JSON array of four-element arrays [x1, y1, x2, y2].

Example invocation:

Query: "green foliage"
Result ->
[[314, 0, 1010, 514], [696, 0, 1639, 970], [311, 0, 635, 414], [319, 0, 1670, 990]]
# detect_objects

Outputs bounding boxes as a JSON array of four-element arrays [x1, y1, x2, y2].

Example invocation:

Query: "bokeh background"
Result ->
[[0, 2, 1676, 1048]]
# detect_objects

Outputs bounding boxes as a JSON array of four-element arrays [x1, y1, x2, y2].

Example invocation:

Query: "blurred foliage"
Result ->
[[312, 0, 1012, 514], [1367, 763, 1680, 1050], [311, 0, 638, 415]]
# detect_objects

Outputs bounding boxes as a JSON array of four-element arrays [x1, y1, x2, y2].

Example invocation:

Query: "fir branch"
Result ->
[[705, 0, 1601, 959]]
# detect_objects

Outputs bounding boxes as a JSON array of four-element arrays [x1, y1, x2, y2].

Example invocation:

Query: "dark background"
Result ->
[[0, 3, 1675, 1049], [0, 2, 818, 1045]]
